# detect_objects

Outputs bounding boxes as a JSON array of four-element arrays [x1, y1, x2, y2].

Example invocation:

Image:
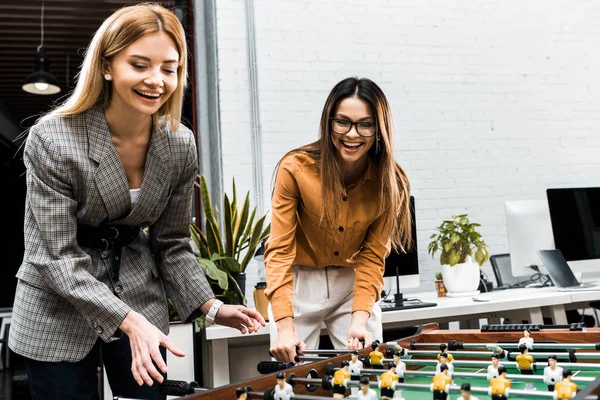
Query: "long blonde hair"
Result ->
[[276, 77, 412, 252], [44, 3, 187, 130]]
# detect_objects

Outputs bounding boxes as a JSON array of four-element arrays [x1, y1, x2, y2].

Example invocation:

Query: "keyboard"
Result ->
[[380, 300, 437, 311]]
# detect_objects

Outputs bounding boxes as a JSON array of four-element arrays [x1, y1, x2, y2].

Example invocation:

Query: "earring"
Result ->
[[376, 134, 381, 153], [104, 73, 112, 81]]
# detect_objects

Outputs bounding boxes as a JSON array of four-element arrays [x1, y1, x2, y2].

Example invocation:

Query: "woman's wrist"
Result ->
[[351, 310, 369, 327], [275, 316, 296, 333]]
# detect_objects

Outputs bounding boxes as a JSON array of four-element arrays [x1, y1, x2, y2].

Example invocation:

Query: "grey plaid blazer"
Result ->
[[9, 105, 214, 362]]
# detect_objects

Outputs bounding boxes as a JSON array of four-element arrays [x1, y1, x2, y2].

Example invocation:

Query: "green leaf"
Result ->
[[237, 208, 256, 260], [211, 254, 242, 274], [197, 258, 228, 290], [233, 192, 251, 259], [205, 218, 223, 255], [224, 193, 234, 257], [240, 214, 267, 271], [448, 251, 461, 266], [190, 223, 211, 258]]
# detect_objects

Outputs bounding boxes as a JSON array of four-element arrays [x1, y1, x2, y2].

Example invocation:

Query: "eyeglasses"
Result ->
[[330, 118, 377, 137]]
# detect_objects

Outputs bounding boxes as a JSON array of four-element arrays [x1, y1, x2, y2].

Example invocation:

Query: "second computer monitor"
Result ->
[[504, 199, 555, 278]]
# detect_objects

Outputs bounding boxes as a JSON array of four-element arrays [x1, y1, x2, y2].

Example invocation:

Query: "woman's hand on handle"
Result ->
[[119, 310, 185, 386], [347, 310, 373, 349], [270, 317, 307, 363]]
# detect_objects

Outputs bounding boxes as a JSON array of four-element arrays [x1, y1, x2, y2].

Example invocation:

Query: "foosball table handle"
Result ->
[[257, 360, 295, 374], [159, 379, 199, 396]]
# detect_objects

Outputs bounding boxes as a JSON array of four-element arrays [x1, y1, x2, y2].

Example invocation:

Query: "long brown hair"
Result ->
[[276, 77, 412, 252], [42, 3, 187, 131]]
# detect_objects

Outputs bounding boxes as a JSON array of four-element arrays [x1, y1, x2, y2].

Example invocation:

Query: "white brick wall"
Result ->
[[216, 0, 600, 300]]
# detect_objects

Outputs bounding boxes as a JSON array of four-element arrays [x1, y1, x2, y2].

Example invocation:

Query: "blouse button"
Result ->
[[334, 251, 340, 256], [342, 195, 348, 201], [338, 226, 344, 232]]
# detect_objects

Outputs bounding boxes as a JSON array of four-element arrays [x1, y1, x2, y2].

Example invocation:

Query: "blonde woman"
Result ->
[[9, 4, 264, 399], [265, 77, 412, 363]]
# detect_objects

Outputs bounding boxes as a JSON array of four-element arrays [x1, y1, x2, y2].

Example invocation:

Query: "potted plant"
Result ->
[[190, 175, 271, 307], [434, 271, 446, 297], [427, 214, 489, 297]]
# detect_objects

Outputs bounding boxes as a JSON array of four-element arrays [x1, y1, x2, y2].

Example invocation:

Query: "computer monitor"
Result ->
[[504, 199, 555, 278], [384, 196, 419, 290], [546, 187, 600, 276]]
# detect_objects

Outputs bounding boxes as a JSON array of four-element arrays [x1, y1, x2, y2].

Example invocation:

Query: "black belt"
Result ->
[[77, 223, 140, 282]]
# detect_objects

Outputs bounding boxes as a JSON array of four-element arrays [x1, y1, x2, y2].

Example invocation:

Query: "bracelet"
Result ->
[[204, 299, 224, 327]]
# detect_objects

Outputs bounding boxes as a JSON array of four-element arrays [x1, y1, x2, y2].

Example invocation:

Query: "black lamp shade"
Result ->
[[23, 47, 61, 95], [253, 239, 267, 261]]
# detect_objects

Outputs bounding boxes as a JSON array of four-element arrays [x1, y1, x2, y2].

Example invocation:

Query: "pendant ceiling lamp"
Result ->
[[23, 1, 61, 95]]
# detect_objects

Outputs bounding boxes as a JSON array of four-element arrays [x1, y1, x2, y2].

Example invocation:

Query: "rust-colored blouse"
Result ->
[[264, 152, 391, 322]]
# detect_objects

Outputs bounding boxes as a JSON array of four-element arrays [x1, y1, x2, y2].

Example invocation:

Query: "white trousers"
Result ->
[[268, 265, 383, 349]]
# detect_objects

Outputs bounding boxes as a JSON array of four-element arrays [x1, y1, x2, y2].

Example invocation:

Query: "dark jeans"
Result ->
[[24, 336, 167, 400]]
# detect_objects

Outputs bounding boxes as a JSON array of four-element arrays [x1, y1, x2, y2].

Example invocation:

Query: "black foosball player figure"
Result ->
[[438, 343, 454, 362], [544, 355, 564, 391], [369, 340, 384, 369], [518, 328, 534, 350], [487, 353, 503, 381], [356, 376, 378, 400], [393, 350, 406, 382], [236, 386, 252, 400], [435, 352, 454, 378], [431, 363, 452, 400], [490, 366, 511, 400], [516, 344, 534, 375], [349, 350, 364, 381], [332, 360, 351, 398], [456, 382, 480, 400], [554, 369, 578, 400], [379, 361, 399, 400], [273, 372, 293, 400]]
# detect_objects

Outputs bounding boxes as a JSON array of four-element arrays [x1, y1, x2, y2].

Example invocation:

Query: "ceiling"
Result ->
[[0, 0, 177, 130]]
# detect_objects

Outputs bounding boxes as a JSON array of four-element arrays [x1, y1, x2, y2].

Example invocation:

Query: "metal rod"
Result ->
[[300, 349, 355, 355], [407, 349, 600, 360], [413, 342, 598, 350]]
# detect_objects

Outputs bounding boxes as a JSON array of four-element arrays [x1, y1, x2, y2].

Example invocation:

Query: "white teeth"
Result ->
[[343, 142, 362, 148], [135, 90, 160, 98]]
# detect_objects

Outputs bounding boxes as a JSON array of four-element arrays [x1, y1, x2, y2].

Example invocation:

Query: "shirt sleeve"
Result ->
[[264, 157, 300, 321], [351, 212, 391, 315]]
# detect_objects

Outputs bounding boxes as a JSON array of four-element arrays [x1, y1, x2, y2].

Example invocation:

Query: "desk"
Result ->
[[201, 287, 597, 388]]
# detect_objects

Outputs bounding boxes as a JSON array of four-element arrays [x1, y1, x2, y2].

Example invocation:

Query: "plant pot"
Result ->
[[440, 258, 480, 297], [435, 280, 447, 297], [232, 272, 246, 297]]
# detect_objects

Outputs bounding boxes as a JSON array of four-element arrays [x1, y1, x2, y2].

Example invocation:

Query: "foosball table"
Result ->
[[157, 323, 600, 400]]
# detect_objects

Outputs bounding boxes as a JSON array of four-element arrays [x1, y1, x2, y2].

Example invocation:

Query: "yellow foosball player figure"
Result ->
[[357, 376, 378, 400], [490, 366, 511, 400], [332, 360, 351, 398], [236, 386, 252, 400], [349, 350, 364, 381], [543, 355, 563, 391], [431, 363, 452, 400], [379, 361, 399, 400], [487, 353, 503, 381], [393, 350, 407, 382], [438, 343, 454, 362], [370, 340, 384, 369], [435, 352, 454, 378], [457, 382, 479, 400], [518, 328, 534, 350], [554, 369, 578, 399], [516, 344, 534, 375]]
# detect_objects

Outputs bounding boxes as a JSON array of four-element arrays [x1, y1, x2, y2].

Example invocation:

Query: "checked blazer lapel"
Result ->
[[86, 106, 131, 221], [124, 123, 171, 226]]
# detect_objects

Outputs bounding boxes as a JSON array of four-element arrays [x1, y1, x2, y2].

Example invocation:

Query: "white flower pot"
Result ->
[[441, 257, 480, 296]]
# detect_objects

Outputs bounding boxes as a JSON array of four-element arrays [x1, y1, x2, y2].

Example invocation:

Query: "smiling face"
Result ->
[[104, 31, 179, 118], [548, 358, 556, 368], [330, 96, 376, 170]]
